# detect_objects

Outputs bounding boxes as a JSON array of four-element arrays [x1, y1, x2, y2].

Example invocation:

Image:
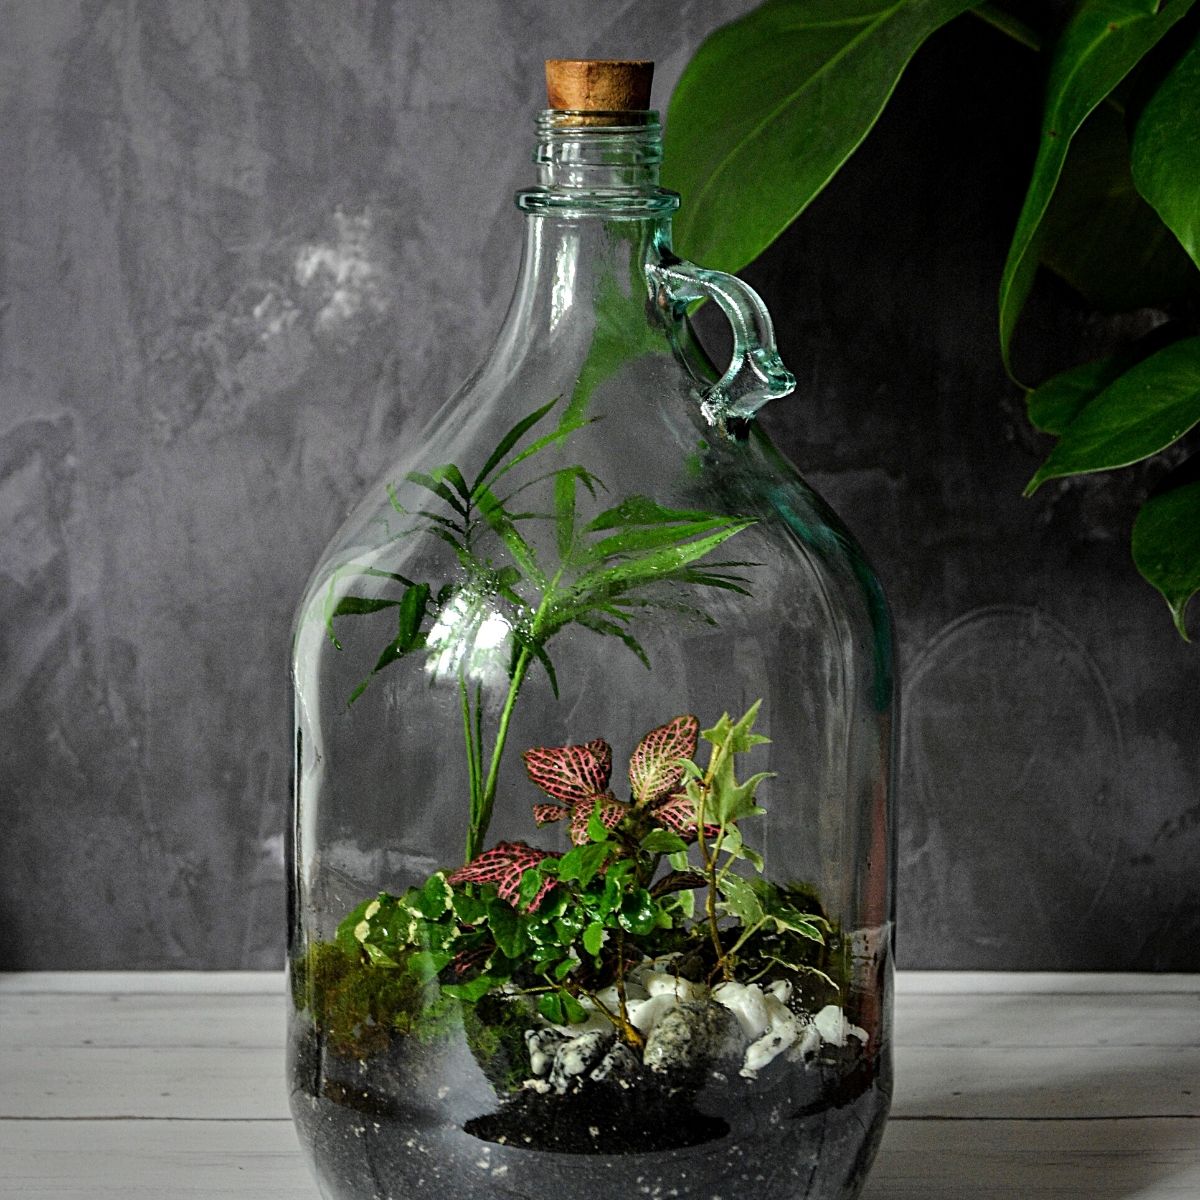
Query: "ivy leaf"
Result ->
[[718, 873, 764, 927], [1132, 476, 1200, 638], [1132, 27, 1200, 269], [662, 0, 978, 274], [701, 699, 770, 753], [1026, 337, 1200, 493], [998, 0, 1197, 370]]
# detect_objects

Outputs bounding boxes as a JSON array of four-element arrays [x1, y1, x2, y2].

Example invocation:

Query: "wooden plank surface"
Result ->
[[1, 972, 1197, 1198]]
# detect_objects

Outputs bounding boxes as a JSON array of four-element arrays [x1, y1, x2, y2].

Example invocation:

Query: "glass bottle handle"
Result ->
[[647, 259, 796, 420]]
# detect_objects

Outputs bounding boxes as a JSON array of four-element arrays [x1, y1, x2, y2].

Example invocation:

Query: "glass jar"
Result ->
[[288, 67, 895, 1200]]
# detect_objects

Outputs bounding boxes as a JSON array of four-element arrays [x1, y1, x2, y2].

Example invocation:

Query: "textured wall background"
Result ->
[[1, 1, 1196, 970]]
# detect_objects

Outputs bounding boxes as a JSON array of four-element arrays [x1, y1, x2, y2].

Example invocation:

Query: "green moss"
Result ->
[[462, 992, 536, 1094], [291, 939, 460, 1058]]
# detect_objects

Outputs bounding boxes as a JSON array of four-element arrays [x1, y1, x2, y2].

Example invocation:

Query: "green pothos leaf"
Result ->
[[1132, 476, 1200, 639], [1131, 26, 1200, 270], [663, 0, 978, 273], [1026, 337, 1200, 492], [998, 0, 1197, 371]]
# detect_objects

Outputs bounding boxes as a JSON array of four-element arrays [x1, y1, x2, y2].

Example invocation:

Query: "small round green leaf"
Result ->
[[1132, 478, 1200, 639]]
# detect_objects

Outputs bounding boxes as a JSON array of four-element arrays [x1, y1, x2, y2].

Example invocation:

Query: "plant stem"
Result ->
[[459, 676, 481, 831], [693, 784, 728, 979], [465, 644, 533, 861], [970, 3, 1044, 53]]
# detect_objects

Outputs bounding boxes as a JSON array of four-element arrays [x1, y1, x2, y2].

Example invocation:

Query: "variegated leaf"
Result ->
[[523, 738, 613, 803], [629, 714, 699, 805], [532, 803, 568, 826]]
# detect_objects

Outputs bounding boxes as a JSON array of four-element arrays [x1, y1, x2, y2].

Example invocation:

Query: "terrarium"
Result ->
[[288, 59, 895, 1200]]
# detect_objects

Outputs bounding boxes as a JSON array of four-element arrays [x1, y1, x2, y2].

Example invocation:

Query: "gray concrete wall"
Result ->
[[1, 1, 1196, 970]]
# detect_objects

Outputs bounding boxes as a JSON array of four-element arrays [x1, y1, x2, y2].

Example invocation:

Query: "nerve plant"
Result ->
[[342, 702, 831, 1053], [323, 397, 757, 859]]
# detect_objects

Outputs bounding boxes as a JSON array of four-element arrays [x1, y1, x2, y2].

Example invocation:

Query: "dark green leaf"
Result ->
[[1132, 28, 1200, 268], [408, 871, 453, 919], [1132, 476, 1200, 638], [441, 974, 499, 1002], [486, 897, 529, 959], [370, 583, 431, 672], [569, 522, 754, 601], [587, 801, 612, 843], [475, 486, 545, 584], [406, 470, 469, 517], [575, 614, 652, 670], [406, 949, 452, 983], [1026, 337, 1200, 492], [538, 992, 567, 1024], [663, 0, 978, 274], [471, 398, 559, 495], [557, 841, 610, 887], [641, 828, 690, 856], [431, 463, 472, 505], [1027, 356, 1126, 435], [1039, 104, 1199, 313], [999, 0, 1197, 369], [554, 468, 576, 560], [531, 644, 559, 699], [586, 519, 737, 562], [619, 888, 659, 936], [585, 495, 722, 532], [582, 921, 606, 957]]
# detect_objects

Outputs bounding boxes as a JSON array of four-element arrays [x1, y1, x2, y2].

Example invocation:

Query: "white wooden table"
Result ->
[[1, 972, 1196, 1198]]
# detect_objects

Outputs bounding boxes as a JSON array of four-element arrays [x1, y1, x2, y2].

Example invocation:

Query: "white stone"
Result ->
[[712, 980, 770, 1040]]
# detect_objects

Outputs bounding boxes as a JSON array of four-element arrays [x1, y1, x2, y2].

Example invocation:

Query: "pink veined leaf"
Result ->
[[447, 841, 560, 911], [532, 803, 568, 826], [523, 738, 613, 803], [567, 792, 628, 846], [629, 714, 699, 806], [652, 792, 719, 842]]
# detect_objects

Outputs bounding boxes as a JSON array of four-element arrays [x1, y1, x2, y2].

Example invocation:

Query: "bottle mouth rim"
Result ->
[[537, 109, 661, 135]]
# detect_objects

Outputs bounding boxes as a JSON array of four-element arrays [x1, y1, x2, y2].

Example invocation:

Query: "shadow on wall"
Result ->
[[899, 605, 1126, 970]]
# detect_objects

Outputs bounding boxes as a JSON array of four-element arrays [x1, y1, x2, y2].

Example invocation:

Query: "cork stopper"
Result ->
[[545, 59, 654, 113]]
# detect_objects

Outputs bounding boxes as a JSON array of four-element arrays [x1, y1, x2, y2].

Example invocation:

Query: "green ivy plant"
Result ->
[[663, 0, 1200, 637], [322, 399, 756, 860]]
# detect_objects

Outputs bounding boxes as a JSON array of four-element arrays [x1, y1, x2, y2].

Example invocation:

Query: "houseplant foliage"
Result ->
[[663, 0, 1200, 637]]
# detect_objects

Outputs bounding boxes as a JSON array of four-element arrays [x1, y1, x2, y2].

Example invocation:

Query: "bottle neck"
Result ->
[[497, 111, 679, 348]]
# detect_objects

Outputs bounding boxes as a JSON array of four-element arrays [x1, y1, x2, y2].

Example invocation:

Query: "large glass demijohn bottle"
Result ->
[[289, 59, 895, 1200]]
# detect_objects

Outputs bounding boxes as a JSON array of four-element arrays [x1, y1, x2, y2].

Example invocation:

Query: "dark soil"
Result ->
[[289, 1014, 891, 1200]]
